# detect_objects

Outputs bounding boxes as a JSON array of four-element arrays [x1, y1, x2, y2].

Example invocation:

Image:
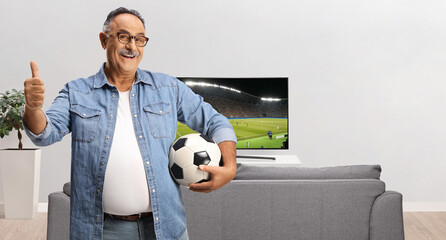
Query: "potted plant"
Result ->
[[0, 89, 26, 149], [0, 89, 41, 219]]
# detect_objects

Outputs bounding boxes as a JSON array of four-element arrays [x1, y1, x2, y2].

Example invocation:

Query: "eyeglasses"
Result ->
[[106, 32, 149, 47]]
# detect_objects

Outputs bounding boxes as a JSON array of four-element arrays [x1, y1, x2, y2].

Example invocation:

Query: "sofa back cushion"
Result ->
[[234, 164, 381, 180]]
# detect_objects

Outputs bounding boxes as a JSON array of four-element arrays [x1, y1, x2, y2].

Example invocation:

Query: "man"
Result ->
[[23, 7, 237, 240]]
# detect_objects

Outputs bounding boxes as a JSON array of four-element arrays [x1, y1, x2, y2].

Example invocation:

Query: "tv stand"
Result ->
[[236, 155, 276, 160], [236, 155, 301, 167]]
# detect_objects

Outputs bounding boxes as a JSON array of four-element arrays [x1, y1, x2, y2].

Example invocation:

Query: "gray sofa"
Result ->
[[47, 164, 405, 240]]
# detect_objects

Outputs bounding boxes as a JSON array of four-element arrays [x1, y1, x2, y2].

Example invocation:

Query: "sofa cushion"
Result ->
[[234, 164, 381, 180]]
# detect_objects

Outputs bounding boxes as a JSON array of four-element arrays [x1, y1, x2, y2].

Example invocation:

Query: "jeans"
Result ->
[[102, 214, 189, 240]]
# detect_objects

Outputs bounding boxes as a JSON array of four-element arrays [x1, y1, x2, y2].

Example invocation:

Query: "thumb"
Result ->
[[30, 61, 39, 78], [199, 165, 218, 173]]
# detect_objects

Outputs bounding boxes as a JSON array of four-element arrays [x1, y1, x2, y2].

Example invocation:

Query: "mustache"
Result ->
[[118, 49, 140, 57]]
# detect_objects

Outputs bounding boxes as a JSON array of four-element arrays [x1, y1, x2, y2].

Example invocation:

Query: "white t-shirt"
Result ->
[[102, 90, 152, 215]]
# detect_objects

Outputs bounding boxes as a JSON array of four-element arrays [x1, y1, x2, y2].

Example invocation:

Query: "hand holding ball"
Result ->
[[169, 133, 222, 186]]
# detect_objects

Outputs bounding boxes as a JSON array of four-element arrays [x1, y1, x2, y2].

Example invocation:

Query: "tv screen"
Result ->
[[177, 77, 288, 149]]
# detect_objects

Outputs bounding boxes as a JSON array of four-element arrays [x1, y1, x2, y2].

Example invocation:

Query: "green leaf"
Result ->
[[0, 88, 25, 142]]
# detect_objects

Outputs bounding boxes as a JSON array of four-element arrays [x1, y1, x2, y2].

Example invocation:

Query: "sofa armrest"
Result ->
[[47, 191, 70, 240], [370, 191, 405, 240]]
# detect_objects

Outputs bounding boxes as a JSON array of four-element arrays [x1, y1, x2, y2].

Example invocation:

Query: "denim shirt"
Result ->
[[24, 64, 237, 240]]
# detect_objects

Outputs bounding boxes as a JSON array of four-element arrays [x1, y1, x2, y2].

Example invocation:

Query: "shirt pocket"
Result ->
[[69, 104, 102, 143], [143, 102, 173, 138]]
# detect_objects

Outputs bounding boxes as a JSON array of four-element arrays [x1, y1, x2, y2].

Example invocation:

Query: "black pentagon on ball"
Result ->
[[172, 138, 187, 151], [194, 151, 211, 166], [199, 134, 214, 143], [170, 163, 184, 179]]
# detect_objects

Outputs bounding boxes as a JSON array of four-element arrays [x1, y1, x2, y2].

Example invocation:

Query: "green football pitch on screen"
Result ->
[[176, 118, 288, 149]]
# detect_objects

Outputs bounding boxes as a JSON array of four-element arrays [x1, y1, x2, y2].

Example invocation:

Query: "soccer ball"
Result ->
[[169, 133, 222, 186]]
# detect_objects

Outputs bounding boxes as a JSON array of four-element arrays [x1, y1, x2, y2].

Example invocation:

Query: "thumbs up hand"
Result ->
[[24, 61, 45, 110]]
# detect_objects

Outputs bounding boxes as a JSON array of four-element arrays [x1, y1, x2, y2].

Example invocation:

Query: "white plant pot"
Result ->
[[0, 149, 41, 219]]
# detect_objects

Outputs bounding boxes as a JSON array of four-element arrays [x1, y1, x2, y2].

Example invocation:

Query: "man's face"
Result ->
[[101, 14, 145, 76]]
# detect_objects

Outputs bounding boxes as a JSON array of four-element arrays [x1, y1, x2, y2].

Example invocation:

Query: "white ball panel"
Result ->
[[168, 147, 176, 168], [175, 178, 191, 186], [172, 147, 195, 168], [205, 142, 221, 162], [203, 171, 210, 180], [183, 165, 207, 183], [185, 134, 207, 153], [207, 160, 220, 167]]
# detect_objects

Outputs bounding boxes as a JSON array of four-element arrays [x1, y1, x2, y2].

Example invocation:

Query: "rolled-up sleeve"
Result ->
[[211, 127, 237, 144], [23, 113, 54, 144]]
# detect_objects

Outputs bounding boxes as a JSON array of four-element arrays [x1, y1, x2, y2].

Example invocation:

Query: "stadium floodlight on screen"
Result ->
[[176, 77, 289, 151]]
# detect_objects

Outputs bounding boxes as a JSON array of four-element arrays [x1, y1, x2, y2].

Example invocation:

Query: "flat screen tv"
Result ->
[[177, 77, 288, 150]]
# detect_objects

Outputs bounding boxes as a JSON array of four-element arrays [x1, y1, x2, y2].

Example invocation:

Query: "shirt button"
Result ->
[[101, 162, 105, 166], [152, 189, 156, 193], [112, 94, 116, 98], [109, 115, 113, 118], [96, 217, 100, 221], [139, 135, 143, 138], [134, 114, 137, 118], [146, 161, 150, 165], [106, 136, 110, 140], [132, 94, 135, 97], [155, 217, 159, 221], [97, 189, 101, 193], [82, 113, 86, 116], [159, 110, 163, 114]]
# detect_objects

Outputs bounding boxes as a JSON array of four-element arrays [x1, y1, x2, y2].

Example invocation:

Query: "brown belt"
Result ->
[[105, 212, 153, 221]]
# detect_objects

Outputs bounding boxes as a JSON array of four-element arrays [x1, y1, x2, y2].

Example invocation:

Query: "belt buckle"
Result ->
[[138, 213, 142, 219]]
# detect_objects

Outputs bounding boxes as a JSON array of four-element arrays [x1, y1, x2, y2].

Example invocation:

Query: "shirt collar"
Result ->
[[134, 68, 153, 85], [93, 63, 153, 88]]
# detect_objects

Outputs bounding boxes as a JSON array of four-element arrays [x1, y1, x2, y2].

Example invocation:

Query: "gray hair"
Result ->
[[102, 7, 145, 32]]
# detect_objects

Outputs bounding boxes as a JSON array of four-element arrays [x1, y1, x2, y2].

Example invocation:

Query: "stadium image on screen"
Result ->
[[177, 77, 288, 149]]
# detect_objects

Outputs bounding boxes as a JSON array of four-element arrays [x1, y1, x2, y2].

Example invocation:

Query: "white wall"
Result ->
[[1, 0, 445, 206]]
